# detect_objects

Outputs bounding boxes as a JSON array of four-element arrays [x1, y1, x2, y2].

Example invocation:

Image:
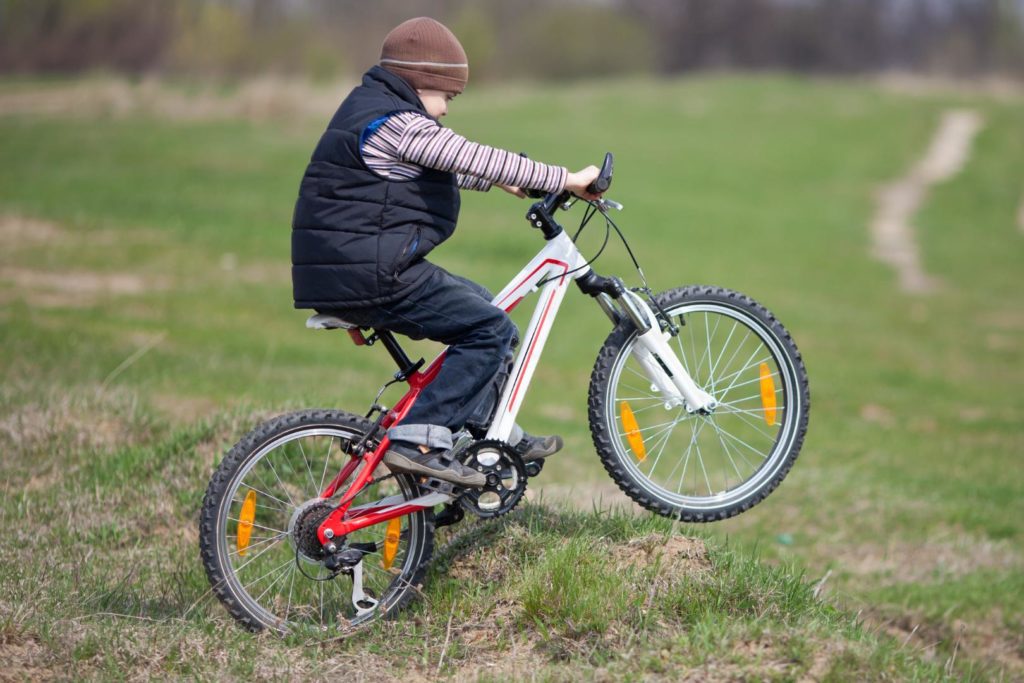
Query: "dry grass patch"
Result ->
[[0, 77, 353, 123], [0, 214, 64, 247], [0, 387, 152, 460], [835, 537, 1021, 585], [872, 609, 1024, 678], [0, 266, 172, 308]]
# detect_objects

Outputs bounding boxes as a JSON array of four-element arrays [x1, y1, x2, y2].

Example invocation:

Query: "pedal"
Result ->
[[525, 459, 544, 478], [435, 502, 465, 529], [418, 477, 458, 497]]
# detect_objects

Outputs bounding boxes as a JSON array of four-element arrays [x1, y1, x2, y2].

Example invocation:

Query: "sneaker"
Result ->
[[513, 433, 564, 462], [383, 441, 486, 488]]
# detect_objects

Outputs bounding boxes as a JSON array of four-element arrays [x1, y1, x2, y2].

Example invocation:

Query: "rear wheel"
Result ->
[[199, 409, 434, 634], [588, 286, 809, 521]]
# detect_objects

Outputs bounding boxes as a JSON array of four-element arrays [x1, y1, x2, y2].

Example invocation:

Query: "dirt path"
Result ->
[[870, 109, 984, 294], [1018, 195, 1024, 234]]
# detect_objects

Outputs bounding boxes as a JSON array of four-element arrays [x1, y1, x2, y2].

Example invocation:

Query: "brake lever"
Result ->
[[595, 198, 624, 212]]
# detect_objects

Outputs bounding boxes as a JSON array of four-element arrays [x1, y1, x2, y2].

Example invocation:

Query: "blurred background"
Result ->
[[2, 0, 1024, 83]]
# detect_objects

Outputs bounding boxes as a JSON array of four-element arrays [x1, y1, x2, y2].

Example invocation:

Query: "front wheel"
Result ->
[[199, 409, 434, 635], [588, 286, 810, 521]]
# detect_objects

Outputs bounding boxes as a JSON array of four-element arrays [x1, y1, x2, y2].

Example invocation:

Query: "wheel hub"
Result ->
[[289, 499, 335, 561]]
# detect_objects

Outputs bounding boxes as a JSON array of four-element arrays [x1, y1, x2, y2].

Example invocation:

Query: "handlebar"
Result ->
[[587, 152, 614, 195], [523, 152, 614, 239], [522, 152, 614, 200]]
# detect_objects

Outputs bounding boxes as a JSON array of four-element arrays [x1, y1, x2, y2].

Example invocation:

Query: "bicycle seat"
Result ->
[[305, 314, 358, 330]]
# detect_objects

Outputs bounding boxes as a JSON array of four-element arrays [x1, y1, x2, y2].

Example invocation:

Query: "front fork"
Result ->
[[598, 290, 717, 414]]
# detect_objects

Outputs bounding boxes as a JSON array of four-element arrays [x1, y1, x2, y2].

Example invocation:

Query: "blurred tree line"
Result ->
[[1, 0, 1022, 80]]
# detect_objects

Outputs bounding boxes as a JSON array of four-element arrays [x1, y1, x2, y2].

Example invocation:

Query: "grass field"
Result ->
[[1, 74, 1022, 680]]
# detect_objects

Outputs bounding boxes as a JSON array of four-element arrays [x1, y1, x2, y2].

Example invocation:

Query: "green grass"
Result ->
[[1, 74, 1022, 679]]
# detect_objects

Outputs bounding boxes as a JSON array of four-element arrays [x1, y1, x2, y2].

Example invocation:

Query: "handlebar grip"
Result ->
[[586, 152, 614, 195]]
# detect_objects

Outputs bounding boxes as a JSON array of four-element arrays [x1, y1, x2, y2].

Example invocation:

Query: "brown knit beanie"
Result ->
[[380, 17, 469, 94]]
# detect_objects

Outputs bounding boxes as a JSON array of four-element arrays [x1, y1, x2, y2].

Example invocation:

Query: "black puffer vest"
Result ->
[[291, 66, 460, 309]]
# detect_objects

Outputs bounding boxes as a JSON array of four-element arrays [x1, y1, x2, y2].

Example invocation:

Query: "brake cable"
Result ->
[[583, 199, 680, 335]]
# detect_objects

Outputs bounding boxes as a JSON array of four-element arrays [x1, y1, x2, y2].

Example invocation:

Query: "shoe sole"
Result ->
[[520, 437, 564, 463], [383, 451, 486, 488]]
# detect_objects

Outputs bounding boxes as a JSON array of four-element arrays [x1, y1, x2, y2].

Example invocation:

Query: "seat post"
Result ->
[[375, 330, 423, 379]]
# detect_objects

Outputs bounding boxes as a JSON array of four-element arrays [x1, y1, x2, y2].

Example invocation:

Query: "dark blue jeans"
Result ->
[[323, 264, 518, 450]]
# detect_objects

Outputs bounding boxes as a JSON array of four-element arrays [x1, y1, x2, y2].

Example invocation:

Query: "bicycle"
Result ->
[[199, 153, 810, 634]]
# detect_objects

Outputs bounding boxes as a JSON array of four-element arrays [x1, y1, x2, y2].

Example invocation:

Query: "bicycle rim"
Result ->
[[213, 426, 427, 634], [605, 302, 801, 511]]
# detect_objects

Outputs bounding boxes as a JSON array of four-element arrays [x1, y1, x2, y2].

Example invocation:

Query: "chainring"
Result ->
[[458, 439, 527, 519]]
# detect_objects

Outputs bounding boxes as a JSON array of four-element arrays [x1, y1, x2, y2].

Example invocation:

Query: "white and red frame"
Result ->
[[314, 226, 715, 543]]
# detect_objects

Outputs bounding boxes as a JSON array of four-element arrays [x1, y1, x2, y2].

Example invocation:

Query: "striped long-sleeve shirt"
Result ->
[[360, 111, 568, 194]]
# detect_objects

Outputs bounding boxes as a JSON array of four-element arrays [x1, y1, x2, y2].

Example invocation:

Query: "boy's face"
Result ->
[[417, 89, 456, 119]]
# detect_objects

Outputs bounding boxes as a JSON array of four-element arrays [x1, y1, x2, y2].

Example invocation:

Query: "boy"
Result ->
[[291, 17, 602, 487]]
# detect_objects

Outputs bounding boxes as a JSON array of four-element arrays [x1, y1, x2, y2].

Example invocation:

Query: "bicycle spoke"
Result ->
[[617, 415, 694, 438], [712, 419, 756, 471], [614, 393, 666, 403], [719, 408, 778, 441], [297, 439, 319, 498], [230, 493, 289, 515], [319, 580, 325, 631], [629, 401, 677, 416], [674, 324, 693, 377], [242, 556, 294, 594], [689, 315, 702, 382], [229, 533, 288, 576], [228, 531, 287, 558], [716, 424, 772, 461], [713, 330, 751, 392], [671, 419, 707, 494], [228, 517, 287, 535], [253, 560, 295, 605], [644, 408, 686, 477], [624, 364, 655, 383], [238, 479, 293, 513], [717, 351, 774, 400], [716, 397, 786, 413], [708, 320, 740, 389], [319, 437, 335, 494], [716, 369, 779, 395], [701, 312, 713, 385], [263, 455, 298, 507], [693, 430, 714, 495], [284, 560, 297, 625], [709, 419, 746, 482]]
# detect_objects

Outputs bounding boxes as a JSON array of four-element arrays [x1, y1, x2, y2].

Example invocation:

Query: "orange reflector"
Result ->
[[381, 518, 401, 570], [619, 401, 647, 462], [237, 490, 257, 556], [759, 362, 778, 426]]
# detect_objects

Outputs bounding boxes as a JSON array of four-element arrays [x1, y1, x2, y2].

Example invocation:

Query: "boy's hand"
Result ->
[[565, 165, 603, 200], [498, 183, 526, 198]]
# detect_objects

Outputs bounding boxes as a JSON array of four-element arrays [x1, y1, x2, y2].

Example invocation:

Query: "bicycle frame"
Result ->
[[315, 219, 715, 545]]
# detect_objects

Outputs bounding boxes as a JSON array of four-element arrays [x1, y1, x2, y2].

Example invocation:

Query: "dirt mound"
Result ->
[[609, 534, 711, 573]]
